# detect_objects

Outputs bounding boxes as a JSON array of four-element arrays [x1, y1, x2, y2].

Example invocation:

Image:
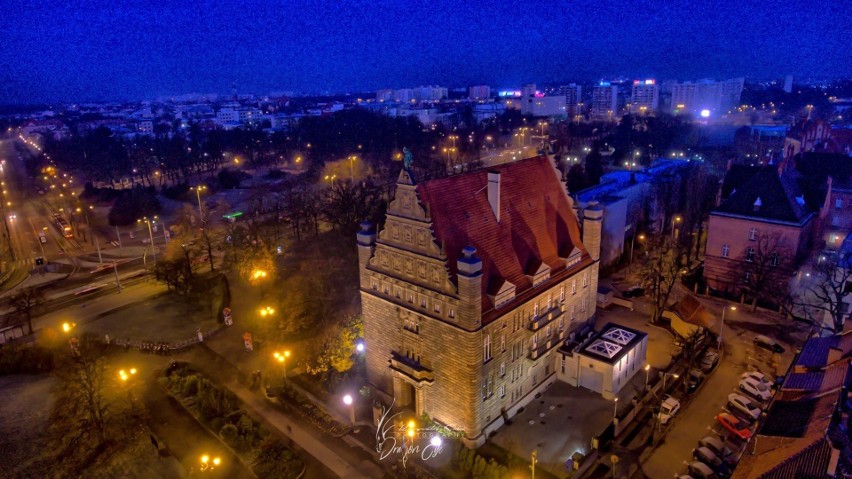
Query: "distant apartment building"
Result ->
[[559, 84, 583, 118], [376, 89, 394, 102], [671, 78, 743, 116], [591, 84, 618, 120], [630, 79, 659, 114], [521, 95, 567, 117], [469, 85, 491, 100], [413, 85, 448, 102], [216, 108, 239, 124], [783, 74, 794, 93], [136, 120, 154, 135]]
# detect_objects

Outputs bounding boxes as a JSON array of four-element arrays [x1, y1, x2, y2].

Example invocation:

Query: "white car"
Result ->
[[739, 377, 771, 401], [728, 393, 762, 420], [658, 394, 681, 424], [741, 371, 772, 389]]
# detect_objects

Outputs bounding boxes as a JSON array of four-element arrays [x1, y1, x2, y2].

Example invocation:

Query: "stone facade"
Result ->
[[359, 160, 602, 447]]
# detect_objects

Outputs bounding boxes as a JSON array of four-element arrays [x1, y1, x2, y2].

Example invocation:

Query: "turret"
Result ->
[[456, 246, 482, 330], [583, 202, 603, 262], [356, 221, 376, 289]]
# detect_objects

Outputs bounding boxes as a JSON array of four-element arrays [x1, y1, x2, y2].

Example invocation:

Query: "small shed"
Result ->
[[663, 295, 717, 338]]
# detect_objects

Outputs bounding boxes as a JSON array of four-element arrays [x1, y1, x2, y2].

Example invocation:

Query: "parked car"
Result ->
[[752, 335, 785, 353], [686, 461, 718, 479], [701, 350, 720, 372], [698, 436, 736, 465], [658, 394, 681, 424], [738, 377, 771, 401], [622, 286, 645, 298], [716, 412, 753, 440], [693, 446, 732, 476], [728, 393, 761, 420], [741, 371, 772, 389], [687, 369, 705, 393]]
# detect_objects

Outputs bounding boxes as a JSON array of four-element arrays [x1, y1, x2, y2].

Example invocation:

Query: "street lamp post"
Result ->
[[671, 215, 682, 240], [193, 185, 207, 222], [663, 373, 679, 390], [78, 206, 102, 264], [199, 454, 221, 472], [342, 394, 356, 425], [719, 305, 736, 349], [644, 364, 651, 390], [138, 216, 157, 264], [613, 398, 618, 424], [274, 350, 291, 385], [628, 230, 644, 274]]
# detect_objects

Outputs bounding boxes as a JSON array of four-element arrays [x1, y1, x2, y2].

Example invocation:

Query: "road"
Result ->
[[638, 313, 795, 478]]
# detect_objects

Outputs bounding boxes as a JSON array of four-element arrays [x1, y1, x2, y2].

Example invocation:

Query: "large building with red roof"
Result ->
[[357, 155, 602, 446]]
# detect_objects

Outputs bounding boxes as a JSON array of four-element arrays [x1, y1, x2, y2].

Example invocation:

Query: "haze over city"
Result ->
[[1, 0, 851, 103]]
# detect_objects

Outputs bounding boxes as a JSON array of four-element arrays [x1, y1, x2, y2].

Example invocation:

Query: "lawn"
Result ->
[[79, 281, 224, 343]]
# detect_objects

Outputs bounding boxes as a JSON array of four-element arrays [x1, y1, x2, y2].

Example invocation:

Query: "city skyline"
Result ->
[[1, 0, 850, 104]]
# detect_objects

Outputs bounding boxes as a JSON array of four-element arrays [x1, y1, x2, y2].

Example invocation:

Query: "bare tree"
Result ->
[[11, 286, 45, 335], [640, 235, 687, 324], [785, 256, 852, 334], [55, 340, 109, 446], [737, 233, 791, 312]]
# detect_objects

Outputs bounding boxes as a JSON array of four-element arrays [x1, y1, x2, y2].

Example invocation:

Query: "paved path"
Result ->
[[191, 343, 383, 479]]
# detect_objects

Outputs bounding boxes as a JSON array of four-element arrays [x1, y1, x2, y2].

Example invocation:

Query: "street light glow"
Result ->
[[343, 394, 353, 405]]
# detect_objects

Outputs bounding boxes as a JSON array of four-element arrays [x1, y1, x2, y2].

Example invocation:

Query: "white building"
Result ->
[[671, 78, 743, 116], [521, 95, 567, 117], [557, 323, 648, 400], [631, 79, 659, 114], [592, 84, 618, 120]]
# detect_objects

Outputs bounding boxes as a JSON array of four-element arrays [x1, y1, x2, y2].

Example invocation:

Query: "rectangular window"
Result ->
[[448, 308, 455, 318], [371, 281, 378, 291], [770, 252, 779, 266], [744, 271, 752, 282], [500, 362, 505, 377], [749, 227, 758, 241], [832, 216, 839, 226], [420, 297, 427, 308], [499, 385, 505, 398], [484, 334, 492, 363], [501, 335, 506, 352], [836, 198, 843, 209], [560, 286, 565, 302], [572, 280, 577, 294], [582, 272, 588, 287], [722, 244, 730, 258], [581, 298, 587, 312], [433, 302, 441, 313], [407, 293, 414, 303], [746, 247, 755, 262], [571, 305, 576, 320]]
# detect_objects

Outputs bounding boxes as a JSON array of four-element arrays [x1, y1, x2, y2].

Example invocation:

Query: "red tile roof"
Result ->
[[416, 156, 589, 320]]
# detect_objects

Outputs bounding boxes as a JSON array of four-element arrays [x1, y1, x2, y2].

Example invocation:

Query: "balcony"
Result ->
[[528, 330, 565, 360], [389, 351, 435, 384], [528, 305, 564, 331]]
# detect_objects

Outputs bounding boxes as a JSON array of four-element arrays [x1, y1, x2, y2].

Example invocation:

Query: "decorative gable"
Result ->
[[490, 279, 516, 309]]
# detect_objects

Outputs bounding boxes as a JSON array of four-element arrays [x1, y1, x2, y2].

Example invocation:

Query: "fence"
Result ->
[[107, 325, 226, 354]]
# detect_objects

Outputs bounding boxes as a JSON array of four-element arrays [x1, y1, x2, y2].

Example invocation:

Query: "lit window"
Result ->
[[484, 334, 492, 362], [572, 280, 577, 294], [583, 272, 588, 287], [746, 248, 755, 262], [501, 335, 506, 352], [749, 228, 757, 241], [499, 385, 505, 398], [560, 285, 565, 301], [448, 308, 455, 318], [722, 244, 730, 258], [500, 362, 505, 377]]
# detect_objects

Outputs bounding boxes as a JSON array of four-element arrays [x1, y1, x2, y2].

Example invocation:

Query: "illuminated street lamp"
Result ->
[[342, 393, 356, 425], [644, 364, 651, 389], [250, 269, 268, 282], [199, 454, 221, 472], [355, 341, 365, 353], [273, 350, 291, 384], [671, 215, 682, 240], [348, 155, 357, 179], [613, 397, 618, 423], [259, 306, 275, 317], [191, 185, 207, 221], [62, 321, 76, 333], [137, 216, 158, 263], [118, 367, 137, 382]]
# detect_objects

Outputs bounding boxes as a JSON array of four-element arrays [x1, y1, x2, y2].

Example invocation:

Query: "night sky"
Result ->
[[1, 0, 849, 103]]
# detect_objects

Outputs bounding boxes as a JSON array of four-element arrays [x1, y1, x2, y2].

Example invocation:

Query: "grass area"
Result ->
[[161, 364, 304, 479], [0, 375, 55, 477], [79, 275, 227, 342]]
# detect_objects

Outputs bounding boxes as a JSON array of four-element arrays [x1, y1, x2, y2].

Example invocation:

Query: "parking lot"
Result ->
[[639, 324, 795, 478]]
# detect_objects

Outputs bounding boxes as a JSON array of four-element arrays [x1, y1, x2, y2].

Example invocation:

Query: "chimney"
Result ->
[[487, 171, 501, 222], [456, 246, 482, 331]]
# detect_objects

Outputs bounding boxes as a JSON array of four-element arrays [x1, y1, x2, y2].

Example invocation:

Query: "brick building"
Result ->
[[704, 165, 823, 299], [357, 156, 602, 446]]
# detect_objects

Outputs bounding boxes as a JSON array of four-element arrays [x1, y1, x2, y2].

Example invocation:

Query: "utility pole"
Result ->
[[113, 261, 122, 292]]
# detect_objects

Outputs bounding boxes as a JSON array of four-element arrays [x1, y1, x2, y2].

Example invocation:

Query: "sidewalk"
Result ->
[[191, 337, 384, 479]]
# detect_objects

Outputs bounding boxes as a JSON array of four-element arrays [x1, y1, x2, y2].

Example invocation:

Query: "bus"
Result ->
[[53, 214, 73, 238]]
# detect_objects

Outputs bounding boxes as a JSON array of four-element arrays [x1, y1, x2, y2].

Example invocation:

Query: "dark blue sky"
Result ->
[[1, 0, 849, 103]]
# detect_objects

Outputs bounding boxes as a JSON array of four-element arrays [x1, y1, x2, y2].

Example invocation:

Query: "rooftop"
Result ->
[[713, 166, 819, 225], [579, 322, 647, 364], [415, 155, 591, 320]]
